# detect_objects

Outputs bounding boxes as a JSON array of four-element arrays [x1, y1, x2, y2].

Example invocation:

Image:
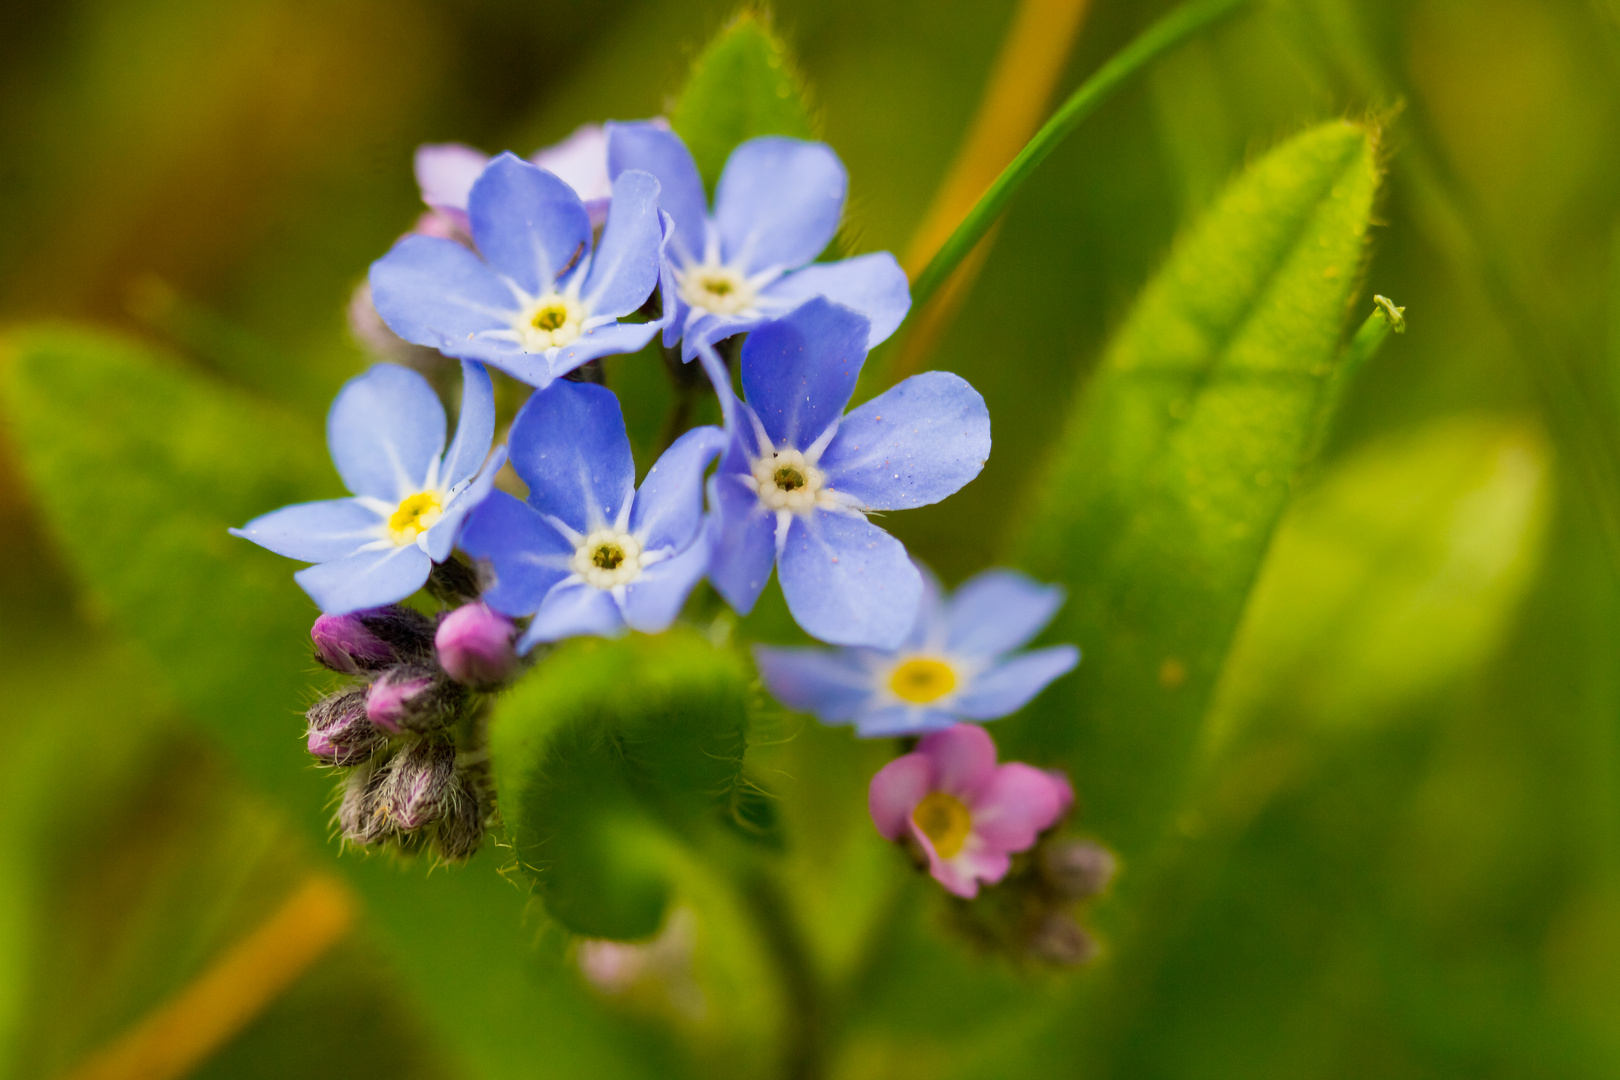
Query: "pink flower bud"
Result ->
[[435, 602, 520, 688], [311, 606, 434, 675], [306, 687, 387, 765], [364, 666, 459, 733]]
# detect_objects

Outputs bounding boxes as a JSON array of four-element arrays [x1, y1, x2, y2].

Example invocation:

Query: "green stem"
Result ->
[[739, 868, 827, 1080], [909, 0, 1252, 309]]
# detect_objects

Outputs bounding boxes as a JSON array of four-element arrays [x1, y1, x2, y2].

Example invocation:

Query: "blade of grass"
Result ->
[[905, 0, 1252, 314]]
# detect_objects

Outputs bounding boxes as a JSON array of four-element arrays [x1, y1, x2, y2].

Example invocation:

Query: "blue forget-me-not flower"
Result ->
[[232, 361, 503, 614], [606, 122, 911, 362], [754, 565, 1080, 737], [459, 380, 726, 651], [708, 297, 990, 649], [368, 152, 666, 388]]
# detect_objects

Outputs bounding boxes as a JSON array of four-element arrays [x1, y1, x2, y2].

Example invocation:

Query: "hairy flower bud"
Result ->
[[338, 758, 395, 845], [1038, 839, 1117, 900], [312, 605, 435, 675], [1026, 912, 1098, 967], [383, 738, 458, 830], [435, 602, 520, 688], [433, 777, 485, 861], [306, 687, 388, 765], [365, 665, 462, 733]]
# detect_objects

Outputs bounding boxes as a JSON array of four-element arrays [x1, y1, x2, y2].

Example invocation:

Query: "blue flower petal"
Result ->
[[708, 445, 778, 615], [294, 544, 432, 615], [680, 309, 769, 363], [544, 320, 664, 385], [468, 153, 591, 296], [458, 489, 574, 615], [777, 511, 920, 648], [752, 645, 879, 722], [714, 137, 845, 275], [953, 646, 1080, 721], [631, 425, 727, 551], [606, 122, 708, 268], [520, 581, 625, 648], [818, 371, 990, 510], [620, 528, 711, 634], [760, 252, 912, 348], [509, 380, 636, 533], [581, 169, 663, 318], [739, 297, 869, 451], [423, 444, 506, 563], [945, 569, 1066, 657], [328, 363, 446, 502], [230, 498, 382, 562], [369, 235, 518, 358], [441, 360, 496, 489], [852, 704, 959, 738]]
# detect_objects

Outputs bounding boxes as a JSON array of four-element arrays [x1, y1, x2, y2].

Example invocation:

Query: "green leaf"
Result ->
[[491, 631, 752, 940], [1008, 120, 1382, 859], [0, 326, 338, 830], [1204, 416, 1550, 765], [670, 12, 814, 194]]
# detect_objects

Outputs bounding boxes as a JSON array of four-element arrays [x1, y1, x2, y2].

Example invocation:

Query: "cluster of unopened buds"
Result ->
[[304, 594, 522, 859], [234, 117, 1110, 943]]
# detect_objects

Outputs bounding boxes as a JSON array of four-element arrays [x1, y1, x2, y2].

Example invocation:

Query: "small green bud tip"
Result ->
[[1373, 295, 1406, 333]]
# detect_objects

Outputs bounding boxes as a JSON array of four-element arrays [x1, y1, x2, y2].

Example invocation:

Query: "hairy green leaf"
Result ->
[[0, 326, 337, 826], [670, 12, 814, 193], [492, 631, 752, 940], [1008, 120, 1382, 859]]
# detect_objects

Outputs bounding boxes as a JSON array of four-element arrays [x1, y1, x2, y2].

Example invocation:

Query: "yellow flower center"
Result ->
[[889, 658, 958, 704], [912, 792, 972, 859], [572, 528, 644, 589], [751, 449, 827, 514], [514, 293, 585, 351], [678, 265, 756, 316], [388, 491, 444, 546]]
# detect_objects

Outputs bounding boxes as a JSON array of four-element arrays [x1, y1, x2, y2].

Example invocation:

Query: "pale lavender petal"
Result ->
[[852, 705, 959, 739], [530, 124, 611, 205], [416, 142, 489, 214]]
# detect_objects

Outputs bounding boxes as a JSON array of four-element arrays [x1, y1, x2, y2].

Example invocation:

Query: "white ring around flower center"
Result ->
[[572, 528, 644, 589], [514, 293, 586, 351], [750, 449, 828, 514], [677, 263, 756, 316]]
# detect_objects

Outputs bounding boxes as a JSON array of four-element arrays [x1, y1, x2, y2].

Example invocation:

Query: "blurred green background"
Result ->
[[3, 0, 1620, 1077]]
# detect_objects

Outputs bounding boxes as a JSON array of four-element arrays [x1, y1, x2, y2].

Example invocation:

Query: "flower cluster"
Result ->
[[302, 600, 521, 857], [237, 118, 1094, 911]]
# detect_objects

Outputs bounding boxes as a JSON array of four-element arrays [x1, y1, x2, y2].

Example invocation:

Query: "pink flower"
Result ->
[[868, 724, 1072, 898]]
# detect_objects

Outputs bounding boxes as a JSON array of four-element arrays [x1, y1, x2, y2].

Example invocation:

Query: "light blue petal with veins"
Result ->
[[508, 381, 635, 534], [760, 252, 911, 349], [582, 169, 664, 318], [468, 153, 591, 296], [520, 581, 626, 649], [459, 489, 574, 616], [953, 646, 1080, 720], [818, 371, 989, 510], [327, 363, 446, 502], [715, 137, 846, 275], [738, 297, 869, 451], [777, 511, 919, 649], [230, 498, 382, 563], [945, 569, 1066, 657], [294, 544, 432, 615]]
